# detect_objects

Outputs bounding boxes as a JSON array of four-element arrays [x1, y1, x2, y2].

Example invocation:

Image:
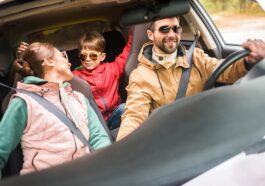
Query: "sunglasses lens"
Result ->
[[174, 26, 182, 34], [172, 26, 178, 33], [158, 26, 182, 34], [89, 53, 98, 61], [159, 26, 170, 33], [79, 53, 99, 61], [79, 53, 87, 61]]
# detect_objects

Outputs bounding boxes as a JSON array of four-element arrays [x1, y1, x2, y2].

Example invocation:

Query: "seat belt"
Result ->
[[0, 82, 94, 152], [176, 33, 200, 99]]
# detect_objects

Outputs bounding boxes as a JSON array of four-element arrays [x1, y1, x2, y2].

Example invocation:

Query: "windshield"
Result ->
[[199, 0, 265, 45]]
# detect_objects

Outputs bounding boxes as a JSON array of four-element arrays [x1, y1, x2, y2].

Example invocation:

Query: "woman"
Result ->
[[0, 42, 111, 176]]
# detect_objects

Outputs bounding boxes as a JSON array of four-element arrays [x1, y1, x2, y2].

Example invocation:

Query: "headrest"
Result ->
[[124, 23, 149, 78]]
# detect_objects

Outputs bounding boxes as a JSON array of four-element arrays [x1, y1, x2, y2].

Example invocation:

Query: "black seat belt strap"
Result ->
[[176, 33, 199, 99]]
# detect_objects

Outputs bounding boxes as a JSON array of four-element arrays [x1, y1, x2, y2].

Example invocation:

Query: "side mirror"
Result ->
[[120, 0, 190, 26]]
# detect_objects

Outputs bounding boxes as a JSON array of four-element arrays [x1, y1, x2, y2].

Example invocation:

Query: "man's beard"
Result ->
[[155, 36, 179, 54]]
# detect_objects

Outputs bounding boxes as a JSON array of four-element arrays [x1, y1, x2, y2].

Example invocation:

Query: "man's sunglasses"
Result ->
[[158, 25, 183, 34], [79, 52, 100, 61]]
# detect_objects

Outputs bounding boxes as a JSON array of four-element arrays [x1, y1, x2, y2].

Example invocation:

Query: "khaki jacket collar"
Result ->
[[138, 42, 189, 70]]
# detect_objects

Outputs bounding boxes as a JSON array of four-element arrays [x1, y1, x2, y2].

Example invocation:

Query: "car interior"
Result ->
[[1, 0, 264, 185], [0, 0, 192, 178], [2, 59, 265, 185]]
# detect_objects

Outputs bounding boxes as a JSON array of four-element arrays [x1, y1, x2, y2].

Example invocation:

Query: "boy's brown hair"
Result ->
[[78, 31, 106, 52]]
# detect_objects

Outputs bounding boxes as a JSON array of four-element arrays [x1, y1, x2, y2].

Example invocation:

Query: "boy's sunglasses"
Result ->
[[79, 52, 100, 61], [157, 25, 183, 34]]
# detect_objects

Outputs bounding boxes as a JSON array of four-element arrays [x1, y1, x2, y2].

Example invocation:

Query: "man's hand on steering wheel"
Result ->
[[204, 39, 265, 90], [242, 39, 265, 64]]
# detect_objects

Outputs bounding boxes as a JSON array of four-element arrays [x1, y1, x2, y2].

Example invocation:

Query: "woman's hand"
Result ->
[[16, 42, 29, 58]]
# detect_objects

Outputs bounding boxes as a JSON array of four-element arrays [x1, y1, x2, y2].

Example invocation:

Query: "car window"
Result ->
[[199, 0, 265, 45]]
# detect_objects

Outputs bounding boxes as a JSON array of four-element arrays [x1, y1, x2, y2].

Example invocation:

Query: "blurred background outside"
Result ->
[[199, 0, 265, 44]]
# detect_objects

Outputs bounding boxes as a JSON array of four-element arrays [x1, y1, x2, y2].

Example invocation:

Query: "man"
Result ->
[[116, 17, 265, 141]]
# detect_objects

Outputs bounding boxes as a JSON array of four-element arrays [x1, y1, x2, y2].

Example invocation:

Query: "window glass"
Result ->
[[199, 0, 265, 45]]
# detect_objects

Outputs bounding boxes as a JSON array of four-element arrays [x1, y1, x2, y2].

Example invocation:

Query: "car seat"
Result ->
[[69, 76, 112, 140], [119, 22, 150, 101], [103, 23, 150, 136], [101, 23, 151, 137], [1, 72, 24, 178]]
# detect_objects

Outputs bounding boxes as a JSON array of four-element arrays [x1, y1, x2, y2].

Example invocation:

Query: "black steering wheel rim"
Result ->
[[203, 49, 250, 90]]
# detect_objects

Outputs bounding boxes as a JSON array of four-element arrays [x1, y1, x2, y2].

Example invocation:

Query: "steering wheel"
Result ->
[[203, 49, 250, 90]]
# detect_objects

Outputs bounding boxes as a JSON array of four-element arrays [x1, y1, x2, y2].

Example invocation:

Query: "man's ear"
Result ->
[[100, 53, 106, 62], [147, 30, 154, 41], [42, 58, 55, 67]]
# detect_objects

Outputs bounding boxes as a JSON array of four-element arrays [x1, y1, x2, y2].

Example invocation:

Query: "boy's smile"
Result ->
[[79, 49, 106, 71]]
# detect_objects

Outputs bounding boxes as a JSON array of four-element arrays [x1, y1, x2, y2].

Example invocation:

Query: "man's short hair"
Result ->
[[147, 16, 180, 31]]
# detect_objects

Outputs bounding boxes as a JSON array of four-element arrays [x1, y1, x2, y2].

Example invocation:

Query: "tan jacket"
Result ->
[[117, 42, 247, 140]]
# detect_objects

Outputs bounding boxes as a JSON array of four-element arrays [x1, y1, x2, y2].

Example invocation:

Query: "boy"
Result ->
[[73, 31, 132, 130]]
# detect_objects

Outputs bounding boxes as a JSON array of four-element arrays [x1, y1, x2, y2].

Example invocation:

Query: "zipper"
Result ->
[[101, 96, 109, 113], [71, 131, 78, 159], [32, 152, 39, 171], [59, 91, 78, 159]]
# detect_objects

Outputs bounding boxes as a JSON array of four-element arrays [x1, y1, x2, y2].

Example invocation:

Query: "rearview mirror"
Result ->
[[120, 0, 190, 26]]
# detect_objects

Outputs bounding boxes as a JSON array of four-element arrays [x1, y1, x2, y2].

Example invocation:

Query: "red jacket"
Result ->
[[73, 33, 132, 121]]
